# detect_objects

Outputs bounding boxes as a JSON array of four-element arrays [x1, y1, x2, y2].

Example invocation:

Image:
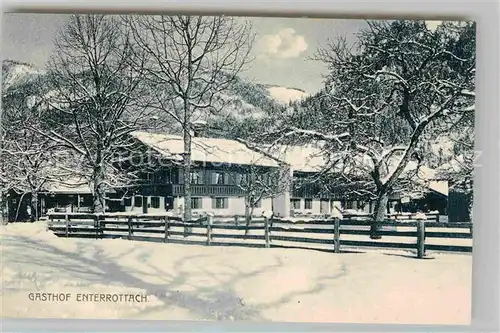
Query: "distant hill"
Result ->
[[1, 59, 309, 117], [0, 59, 301, 138], [257, 84, 309, 104], [2, 59, 46, 91]]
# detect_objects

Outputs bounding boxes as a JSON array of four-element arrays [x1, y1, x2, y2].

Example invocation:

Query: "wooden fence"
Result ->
[[46, 213, 473, 259]]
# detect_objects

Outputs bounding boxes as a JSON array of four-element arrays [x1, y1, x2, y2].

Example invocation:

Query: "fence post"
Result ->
[[99, 215, 105, 239], [164, 217, 169, 243], [264, 217, 270, 248], [206, 215, 213, 246], [95, 215, 99, 239], [65, 214, 69, 237], [333, 218, 341, 253], [234, 215, 239, 226], [416, 220, 426, 259], [128, 216, 132, 240]]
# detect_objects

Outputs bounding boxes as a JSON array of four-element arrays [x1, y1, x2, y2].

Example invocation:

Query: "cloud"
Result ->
[[256, 28, 308, 59], [425, 20, 442, 32]]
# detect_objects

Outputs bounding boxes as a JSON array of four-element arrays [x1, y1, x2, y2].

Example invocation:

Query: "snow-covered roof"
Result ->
[[264, 145, 441, 182], [263, 144, 327, 173], [401, 161, 437, 181], [44, 178, 92, 195], [131, 131, 280, 168], [131, 132, 445, 196], [429, 180, 448, 196]]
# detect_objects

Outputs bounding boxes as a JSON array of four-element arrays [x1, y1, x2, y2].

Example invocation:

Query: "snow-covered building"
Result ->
[[122, 131, 449, 218], [125, 131, 281, 217], [262, 144, 449, 217], [3, 131, 450, 222]]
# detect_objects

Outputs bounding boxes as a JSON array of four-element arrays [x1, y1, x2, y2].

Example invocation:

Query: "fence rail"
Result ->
[[46, 213, 473, 259]]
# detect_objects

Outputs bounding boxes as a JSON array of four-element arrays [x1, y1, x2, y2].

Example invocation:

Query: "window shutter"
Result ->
[[211, 197, 216, 209]]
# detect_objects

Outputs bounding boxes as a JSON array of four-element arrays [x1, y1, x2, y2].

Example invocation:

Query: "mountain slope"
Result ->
[[2, 60, 46, 91], [1, 59, 297, 119], [258, 84, 309, 104]]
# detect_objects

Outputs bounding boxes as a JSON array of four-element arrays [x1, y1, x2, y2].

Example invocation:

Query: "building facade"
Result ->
[[3, 131, 450, 221]]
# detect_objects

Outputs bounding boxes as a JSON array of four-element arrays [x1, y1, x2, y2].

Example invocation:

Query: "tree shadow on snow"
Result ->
[[2, 235, 348, 321], [382, 252, 435, 260]]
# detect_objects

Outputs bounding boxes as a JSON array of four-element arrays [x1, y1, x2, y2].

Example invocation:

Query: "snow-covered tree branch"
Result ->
[[40, 14, 155, 213], [256, 20, 476, 238], [125, 15, 255, 225]]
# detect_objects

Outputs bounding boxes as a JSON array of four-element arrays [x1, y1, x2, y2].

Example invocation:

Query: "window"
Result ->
[[124, 197, 132, 207], [291, 199, 301, 210], [151, 197, 160, 209], [164, 169, 179, 184], [228, 173, 239, 185], [141, 172, 154, 183], [238, 173, 248, 185], [343, 201, 353, 209], [155, 170, 167, 184], [81, 195, 93, 207], [189, 171, 203, 184], [164, 197, 174, 210], [212, 197, 228, 209], [191, 197, 203, 209], [212, 172, 227, 185], [304, 199, 313, 210], [134, 196, 143, 207]]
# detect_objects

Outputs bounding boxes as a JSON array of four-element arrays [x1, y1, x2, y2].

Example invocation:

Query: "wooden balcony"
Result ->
[[292, 183, 345, 199], [172, 184, 246, 197], [292, 182, 401, 200]]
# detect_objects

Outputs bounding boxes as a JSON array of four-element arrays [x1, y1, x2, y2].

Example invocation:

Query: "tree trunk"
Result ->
[[15, 192, 27, 222], [31, 191, 39, 222], [92, 166, 106, 214], [183, 124, 192, 236], [370, 190, 389, 239], [0, 192, 6, 225], [244, 200, 254, 236]]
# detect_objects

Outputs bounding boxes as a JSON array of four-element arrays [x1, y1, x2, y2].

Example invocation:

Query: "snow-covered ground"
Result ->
[[1, 222, 472, 324]]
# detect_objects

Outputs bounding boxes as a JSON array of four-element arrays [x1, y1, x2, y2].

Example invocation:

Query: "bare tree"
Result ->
[[1, 71, 60, 222], [126, 15, 254, 228], [41, 14, 151, 213], [260, 20, 475, 238], [238, 164, 285, 234]]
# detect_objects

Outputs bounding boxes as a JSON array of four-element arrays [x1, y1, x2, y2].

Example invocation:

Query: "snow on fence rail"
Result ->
[[46, 213, 473, 259], [342, 212, 440, 222]]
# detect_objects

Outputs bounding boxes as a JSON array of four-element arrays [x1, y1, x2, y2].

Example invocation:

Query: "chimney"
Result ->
[[192, 120, 208, 138]]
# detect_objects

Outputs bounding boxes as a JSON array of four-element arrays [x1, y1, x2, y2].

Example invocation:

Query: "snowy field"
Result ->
[[1, 222, 472, 325]]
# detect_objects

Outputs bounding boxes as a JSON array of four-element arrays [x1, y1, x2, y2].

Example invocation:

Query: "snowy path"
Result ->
[[1, 222, 472, 324]]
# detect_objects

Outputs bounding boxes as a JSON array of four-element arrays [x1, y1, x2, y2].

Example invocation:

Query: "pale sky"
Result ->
[[1, 14, 373, 94]]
